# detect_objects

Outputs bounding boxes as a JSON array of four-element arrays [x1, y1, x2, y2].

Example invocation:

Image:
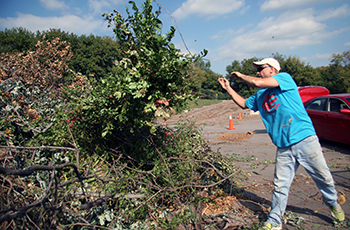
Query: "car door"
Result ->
[[305, 98, 328, 139], [325, 98, 350, 143]]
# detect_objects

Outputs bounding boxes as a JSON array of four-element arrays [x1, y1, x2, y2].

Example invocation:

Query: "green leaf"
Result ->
[[114, 91, 122, 99], [102, 130, 109, 137]]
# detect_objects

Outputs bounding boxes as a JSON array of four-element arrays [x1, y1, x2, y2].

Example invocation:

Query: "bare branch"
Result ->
[[0, 145, 77, 152], [0, 162, 78, 176]]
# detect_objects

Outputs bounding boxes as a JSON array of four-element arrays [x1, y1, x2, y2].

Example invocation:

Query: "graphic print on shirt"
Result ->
[[282, 118, 294, 135], [262, 93, 280, 113]]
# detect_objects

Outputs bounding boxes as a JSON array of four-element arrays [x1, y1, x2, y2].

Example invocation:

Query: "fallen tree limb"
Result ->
[[0, 145, 77, 152], [0, 162, 78, 176]]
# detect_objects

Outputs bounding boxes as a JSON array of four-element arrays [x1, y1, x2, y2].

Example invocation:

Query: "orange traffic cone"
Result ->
[[227, 114, 235, 130], [238, 112, 242, 120]]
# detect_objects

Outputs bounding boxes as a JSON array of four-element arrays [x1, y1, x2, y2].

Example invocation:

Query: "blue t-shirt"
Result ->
[[245, 72, 316, 148]]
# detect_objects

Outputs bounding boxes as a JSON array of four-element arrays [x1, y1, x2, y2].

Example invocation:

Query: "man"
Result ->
[[218, 58, 345, 230]]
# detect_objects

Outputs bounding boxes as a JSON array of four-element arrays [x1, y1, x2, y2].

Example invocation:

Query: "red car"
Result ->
[[298, 86, 330, 102], [303, 94, 350, 145]]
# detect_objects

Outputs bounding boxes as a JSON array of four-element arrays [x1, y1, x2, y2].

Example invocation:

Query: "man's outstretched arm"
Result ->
[[231, 71, 279, 88]]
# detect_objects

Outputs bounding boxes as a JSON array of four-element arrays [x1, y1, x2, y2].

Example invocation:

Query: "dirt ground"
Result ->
[[164, 100, 350, 229]]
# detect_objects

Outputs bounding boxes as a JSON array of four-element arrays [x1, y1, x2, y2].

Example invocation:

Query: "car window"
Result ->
[[329, 98, 348, 112], [306, 98, 327, 111]]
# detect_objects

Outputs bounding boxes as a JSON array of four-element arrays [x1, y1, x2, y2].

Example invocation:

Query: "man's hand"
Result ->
[[218, 78, 231, 91], [230, 71, 244, 79], [218, 77, 247, 109]]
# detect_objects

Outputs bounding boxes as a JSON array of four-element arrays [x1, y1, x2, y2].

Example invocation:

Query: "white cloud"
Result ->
[[345, 42, 350, 46], [260, 0, 332, 12], [214, 8, 347, 61], [304, 53, 333, 66], [311, 53, 332, 59], [88, 0, 126, 15], [211, 28, 235, 40], [0, 13, 106, 35], [211, 24, 253, 40], [40, 0, 69, 10], [172, 0, 244, 20], [315, 4, 350, 21], [256, 9, 328, 44]]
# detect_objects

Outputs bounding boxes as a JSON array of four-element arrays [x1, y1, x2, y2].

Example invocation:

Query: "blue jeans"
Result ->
[[267, 135, 338, 226]]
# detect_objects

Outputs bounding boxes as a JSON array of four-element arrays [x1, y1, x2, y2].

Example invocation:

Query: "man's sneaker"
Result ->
[[331, 204, 345, 221], [258, 222, 282, 230]]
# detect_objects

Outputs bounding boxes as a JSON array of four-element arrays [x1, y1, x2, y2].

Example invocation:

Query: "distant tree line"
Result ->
[[0, 27, 121, 79], [1, 27, 349, 99]]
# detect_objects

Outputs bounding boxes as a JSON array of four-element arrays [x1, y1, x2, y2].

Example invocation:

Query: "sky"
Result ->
[[0, 0, 349, 76]]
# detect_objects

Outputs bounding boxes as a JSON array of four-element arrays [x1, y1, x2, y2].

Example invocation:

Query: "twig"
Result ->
[[134, 189, 163, 213], [67, 125, 79, 168], [238, 199, 268, 211], [25, 214, 41, 230], [153, 0, 192, 56]]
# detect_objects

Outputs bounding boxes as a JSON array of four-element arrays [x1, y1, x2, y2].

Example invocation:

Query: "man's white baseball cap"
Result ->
[[253, 58, 281, 72]]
